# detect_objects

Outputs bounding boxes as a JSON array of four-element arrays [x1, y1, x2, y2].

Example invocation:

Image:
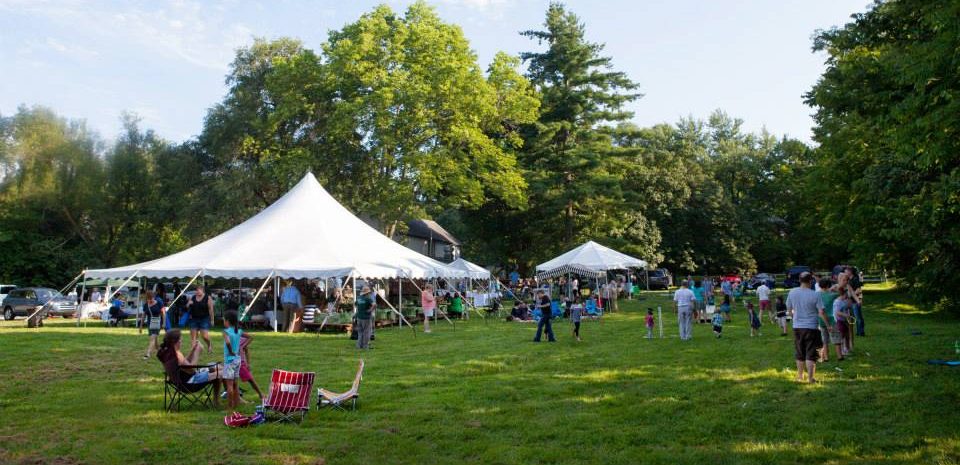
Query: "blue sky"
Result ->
[[0, 0, 870, 143]]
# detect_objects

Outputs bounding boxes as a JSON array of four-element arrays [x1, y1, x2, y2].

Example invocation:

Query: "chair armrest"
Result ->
[[180, 362, 222, 370]]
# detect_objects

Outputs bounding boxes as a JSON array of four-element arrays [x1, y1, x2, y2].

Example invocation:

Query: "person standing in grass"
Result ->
[[747, 301, 761, 337], [570, 295, 583, 342], [817, 278, 839, 363], [222, 310, 242, 409], [421, 284, 436, 333], [787, 272, 829, 383], [832, 293, 851, 360], [775, 296, 788, 336], [533, 289, 556, 342], [139, 290, 164, 360], [238, 332, 264, 402], [757, 281, 772, 323], [355, 286, 376, 349], [692, 280, 705, 323], [712, 306, 724, 338], [673, 280, 696, 341], [645, 308, 655, 338], [720, 294, 732, 322]]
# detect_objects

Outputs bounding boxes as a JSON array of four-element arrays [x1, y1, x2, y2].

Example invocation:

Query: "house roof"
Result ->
[[406, 219, 461, 246]]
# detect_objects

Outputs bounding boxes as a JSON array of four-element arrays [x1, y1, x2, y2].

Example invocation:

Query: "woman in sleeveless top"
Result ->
[[186, 286, 214, 353]]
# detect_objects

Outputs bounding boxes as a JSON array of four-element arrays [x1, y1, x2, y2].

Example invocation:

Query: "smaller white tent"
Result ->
[[536, 240, 647, 277], [447, 258, 491, 280]]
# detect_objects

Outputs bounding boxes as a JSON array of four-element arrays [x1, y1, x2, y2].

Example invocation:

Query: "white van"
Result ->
[[0, 284, 17, 306]]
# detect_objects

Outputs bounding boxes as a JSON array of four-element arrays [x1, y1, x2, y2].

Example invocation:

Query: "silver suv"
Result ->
[[2, 287, 77, 320]]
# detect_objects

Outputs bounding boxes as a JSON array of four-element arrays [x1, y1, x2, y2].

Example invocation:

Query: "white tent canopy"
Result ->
[[86, 173, 468, 280], [448, 258, 491, 280], [536, 240, 648, 274]]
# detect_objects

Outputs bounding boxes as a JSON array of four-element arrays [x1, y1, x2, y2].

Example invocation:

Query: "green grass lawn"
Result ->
[[1, 286, 958, 465]]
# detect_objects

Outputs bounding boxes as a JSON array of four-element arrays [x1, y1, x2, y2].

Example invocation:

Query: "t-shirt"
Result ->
[[645, 314, 654, 327], [570, 304, 582, 323], [537, 295, 552, 320], [721, 281, 732, 295], [818, 291, 839, 325], [143, 299, 164, 325], [757, 284, 771, 301], [692, 286, 704, 302], [673, 288, 696, 310], [421, 290, 436, 310], [786, 287, 823, 329], [355, 294, 374, 319], [832, 298, 848, 323], [223, 328, 242, 364], [712, 312, 724, 327]]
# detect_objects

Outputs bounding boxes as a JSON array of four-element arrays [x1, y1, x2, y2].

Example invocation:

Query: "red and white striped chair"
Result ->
[[263, 369, 315, 424]]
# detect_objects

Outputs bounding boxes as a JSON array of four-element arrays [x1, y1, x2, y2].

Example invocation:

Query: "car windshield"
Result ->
[[649, 270, 665, 277]]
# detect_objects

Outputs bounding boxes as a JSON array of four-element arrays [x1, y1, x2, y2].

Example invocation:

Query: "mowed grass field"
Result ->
[[1, 285, 958, 465]]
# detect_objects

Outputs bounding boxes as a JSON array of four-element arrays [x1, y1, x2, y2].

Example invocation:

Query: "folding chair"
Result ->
[[162, 362, 220, 412], [317, 359, 364, 411], [263, 369, 315, 424]]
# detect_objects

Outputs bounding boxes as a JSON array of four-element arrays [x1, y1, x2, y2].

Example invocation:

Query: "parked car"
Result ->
[[747, 273, 776, 290], [0, 284, 17, 306], [720, 274, 742, 285], [783, 266, 812, 288], [3, 287, 77, 320], [647, 269, 672, 290]]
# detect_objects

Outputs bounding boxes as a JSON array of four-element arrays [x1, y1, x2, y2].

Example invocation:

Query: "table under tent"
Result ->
[[80, 173, 469, 333], [535, 240, 648, 317]]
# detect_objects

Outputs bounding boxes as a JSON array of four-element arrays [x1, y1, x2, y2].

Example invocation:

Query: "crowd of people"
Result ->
[[670, 267, 865, 384]]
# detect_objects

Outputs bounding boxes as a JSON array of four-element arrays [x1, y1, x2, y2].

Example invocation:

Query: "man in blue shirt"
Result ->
[[786, 272, 829, 383], [281, 280, 303, 333]]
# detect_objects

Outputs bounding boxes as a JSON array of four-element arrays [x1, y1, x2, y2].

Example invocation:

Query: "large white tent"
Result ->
[[536, 240, 647, 277], [85, 173, 467, 281], [447, 258, 491, 280]]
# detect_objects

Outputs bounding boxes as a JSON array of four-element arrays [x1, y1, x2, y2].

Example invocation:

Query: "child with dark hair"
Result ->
[[645, 309, 655, 339], [747, 301, 761, 337], [222, 310, 242, 409], [775, 296, 788, 336], [712, 307, 724, 338], [570, 296, 583, 342]]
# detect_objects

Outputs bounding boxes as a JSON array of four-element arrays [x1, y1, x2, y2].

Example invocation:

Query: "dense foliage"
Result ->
[[805, 0, 960, 310], [1, 1, 955, 311]]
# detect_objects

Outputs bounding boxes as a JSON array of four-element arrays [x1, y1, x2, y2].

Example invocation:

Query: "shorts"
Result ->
[[820, 327, 830, 346], [239, 362, 253, 382], [186, 368, 210, 384], [794, 328, 821, 362], [776, 316, 786, 327], [148, 327, 161, 336], [223, 358, 241, 380], [713, 325, 722, 333], [829, 327, 842, 343], [759, 300, 771, 311], [423, 307, 435, 318], [187, 317, 211, 330], [837, 320, 850, 339]]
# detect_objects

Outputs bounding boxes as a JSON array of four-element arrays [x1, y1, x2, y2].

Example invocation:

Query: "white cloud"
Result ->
[[2, 0, 252, 71]]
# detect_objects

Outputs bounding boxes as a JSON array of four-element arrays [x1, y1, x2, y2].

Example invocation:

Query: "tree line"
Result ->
[[1, 1, 957, 312]]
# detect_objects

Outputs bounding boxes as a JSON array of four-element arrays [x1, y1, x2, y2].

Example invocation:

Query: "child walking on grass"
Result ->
[[222, 310, 242, 409], [775, 296, 788, 336], [645, 309, 655, 339], [712, 307, 724, 338], [238, 332, 264, 402], [570, 296, 583, 342], [747, 301, 761, 337]]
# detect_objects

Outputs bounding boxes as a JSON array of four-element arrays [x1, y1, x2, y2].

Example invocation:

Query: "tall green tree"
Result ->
[[806, 0, 960, 309], [518, 2, 643, 264]]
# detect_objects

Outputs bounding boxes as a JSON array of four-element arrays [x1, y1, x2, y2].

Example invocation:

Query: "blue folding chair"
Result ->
[[551, 300, 563, 318]]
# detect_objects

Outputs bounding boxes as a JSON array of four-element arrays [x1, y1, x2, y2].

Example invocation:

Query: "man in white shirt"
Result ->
[[673, 281, 697, 340], [757, 282, 772, 323]]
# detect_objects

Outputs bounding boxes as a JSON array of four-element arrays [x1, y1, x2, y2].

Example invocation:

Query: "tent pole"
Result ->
[[167, 270, 203, 310], [239, 271, 275, 322], [58, 270, 85, 296], [77, 270, 87, 327], [406, 277, 456, 328], [377, 277, 416, 336], [398, 277, 403, 329], [274, 276, 280, 332]]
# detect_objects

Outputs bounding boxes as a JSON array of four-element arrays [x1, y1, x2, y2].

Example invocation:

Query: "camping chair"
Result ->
[[585, 298, 602, 317], [263, 369, 316, 424], [318, 359, 364, 411], [162, 362, 221, 412]]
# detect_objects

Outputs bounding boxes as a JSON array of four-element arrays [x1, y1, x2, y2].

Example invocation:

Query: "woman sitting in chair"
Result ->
[[157, 329, 222, 402]]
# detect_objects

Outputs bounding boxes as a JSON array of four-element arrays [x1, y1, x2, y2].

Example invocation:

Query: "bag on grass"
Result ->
[[224, 412, 252, 428]]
